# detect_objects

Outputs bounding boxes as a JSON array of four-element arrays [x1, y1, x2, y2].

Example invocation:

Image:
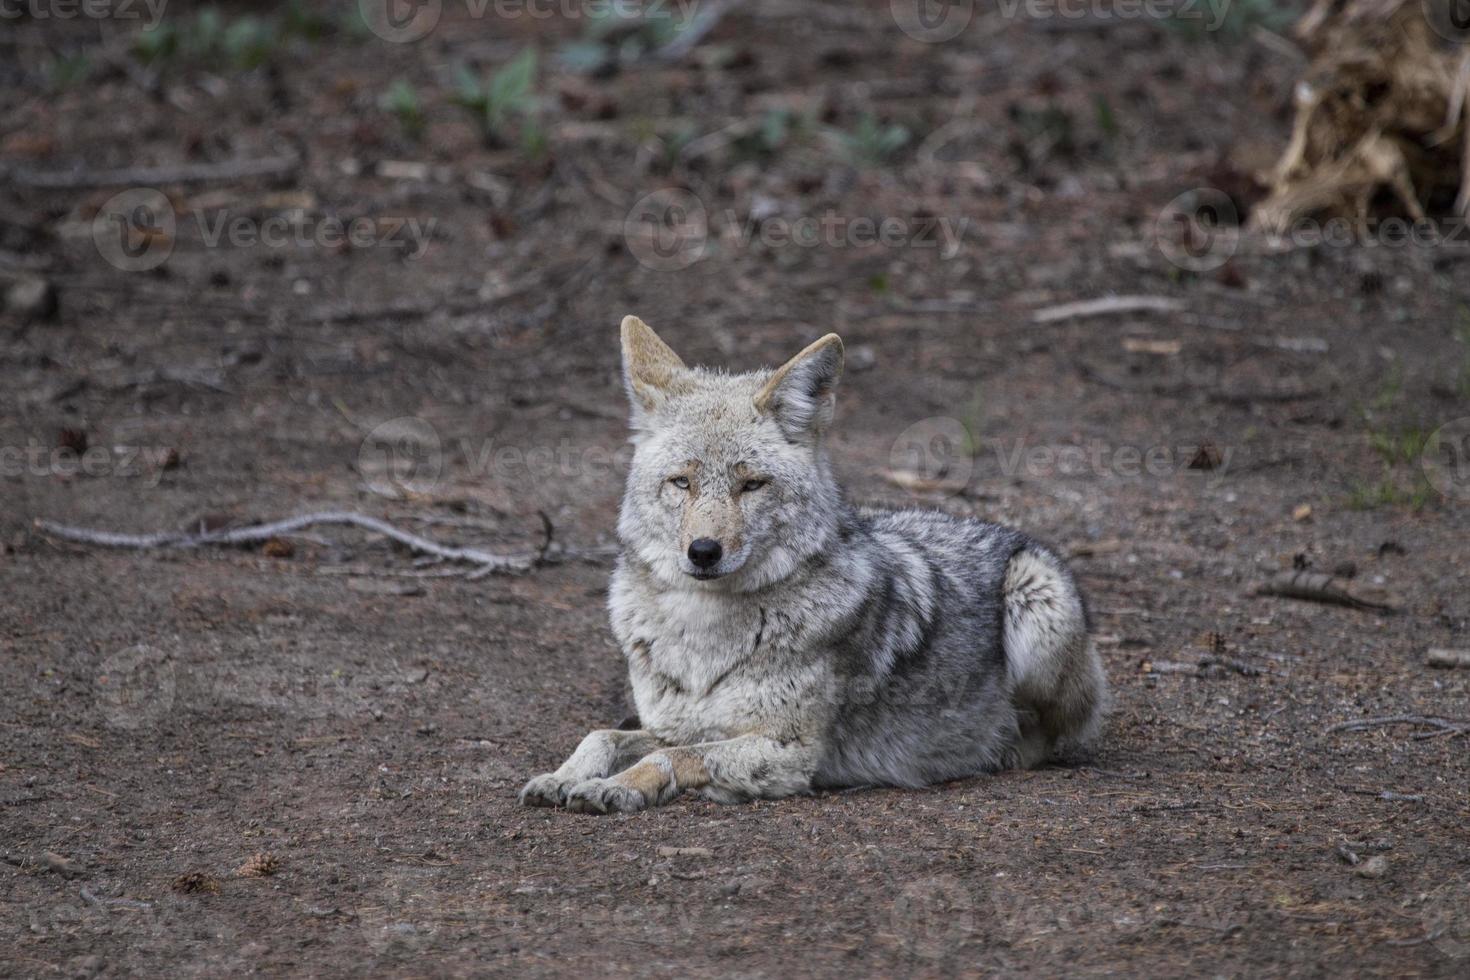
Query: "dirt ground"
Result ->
[[3, 2, 1469, 976]]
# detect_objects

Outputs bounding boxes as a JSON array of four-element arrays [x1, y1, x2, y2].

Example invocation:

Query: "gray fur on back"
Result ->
[[816, 508, 1034, 787]]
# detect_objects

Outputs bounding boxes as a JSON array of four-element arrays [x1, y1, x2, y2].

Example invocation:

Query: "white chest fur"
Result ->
[[609, 571, 825, 745]]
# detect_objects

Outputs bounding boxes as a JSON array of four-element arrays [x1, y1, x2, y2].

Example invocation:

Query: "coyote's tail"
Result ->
[[1000, 547, 1109, 766]]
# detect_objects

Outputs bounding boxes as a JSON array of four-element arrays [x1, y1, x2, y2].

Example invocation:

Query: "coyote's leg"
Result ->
[[519, 728, 666, 808], [564, 735, 815, 815], [1002, 548, 1108, 767]]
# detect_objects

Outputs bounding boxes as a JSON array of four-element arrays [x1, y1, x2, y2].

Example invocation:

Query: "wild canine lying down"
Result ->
[[519, 316, 1108, 814]]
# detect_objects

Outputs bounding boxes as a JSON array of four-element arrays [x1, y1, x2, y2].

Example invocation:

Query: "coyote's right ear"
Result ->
[[620, 315, 689, 427], [754, 333, 844, 441]]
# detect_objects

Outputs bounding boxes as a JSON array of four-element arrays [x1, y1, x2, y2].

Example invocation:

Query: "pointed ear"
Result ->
[[620, 315, 689, 427], [754, 334, 844, 440]]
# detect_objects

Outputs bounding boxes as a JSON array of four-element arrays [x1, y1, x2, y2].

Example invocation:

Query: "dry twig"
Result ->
[[1254, 569, 1400, 612], [34, 511, 540, 577], [1326, 715, 1470, 739], [1427, 648, 1470, 669], [1032, 295, 1184, 324]]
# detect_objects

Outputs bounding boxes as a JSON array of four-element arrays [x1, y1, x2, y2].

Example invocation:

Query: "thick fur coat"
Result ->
[[519, 317, 1108, 814]]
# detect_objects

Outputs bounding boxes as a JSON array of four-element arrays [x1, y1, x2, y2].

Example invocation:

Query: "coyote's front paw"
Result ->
[[564, 777, 649, 815], [518, 773, 578, 808]]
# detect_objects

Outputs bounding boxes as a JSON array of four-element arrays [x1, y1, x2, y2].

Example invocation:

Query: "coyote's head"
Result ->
[[617, 315, 846, 591]]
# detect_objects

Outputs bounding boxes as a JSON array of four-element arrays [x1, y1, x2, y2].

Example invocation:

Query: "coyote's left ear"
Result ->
[[754, 334, 844, 441], [620, 315, 690, 428]]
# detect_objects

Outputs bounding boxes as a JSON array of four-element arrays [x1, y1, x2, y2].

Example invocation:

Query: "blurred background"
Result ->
[[3, 1, 1470, 976]]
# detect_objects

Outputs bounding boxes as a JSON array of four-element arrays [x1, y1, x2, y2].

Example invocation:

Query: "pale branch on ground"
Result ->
[[1326, 715, 1470, 739], [34, 511, 549, 577], [1031, 295, 1185, 324], [1427, 648, 1470, 669], [1254, 569, 1401, 613]]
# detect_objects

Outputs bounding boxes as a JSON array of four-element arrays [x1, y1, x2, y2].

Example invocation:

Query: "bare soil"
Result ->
[[3, 3, 1469, 977]]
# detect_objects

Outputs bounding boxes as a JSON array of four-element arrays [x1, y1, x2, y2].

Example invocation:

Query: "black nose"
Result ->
[[687, 538, 723, 568]]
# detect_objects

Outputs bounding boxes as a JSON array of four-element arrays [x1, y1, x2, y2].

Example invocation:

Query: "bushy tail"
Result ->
[[1001, 548, 1109, 766]]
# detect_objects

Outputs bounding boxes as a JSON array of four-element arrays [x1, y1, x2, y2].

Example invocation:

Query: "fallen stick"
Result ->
[[1340, 787, 1423, 803], [81, 888, 153, 910], [34, 511, 539, 576], [1031, 295, 1184, 324], [1254, 569, 1401, 613], [1376, 791, 1424, 803], [2, 152, 300, 189], [1326, 715, 1470, 739], [1427, 648, 1470, 669], [1198, 655, 1271, 677], [1143, 659, 1203, 675]]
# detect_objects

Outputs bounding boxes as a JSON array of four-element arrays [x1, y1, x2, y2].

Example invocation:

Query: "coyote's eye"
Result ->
[[669, 476, 690, 490], [740, 479, 767, 493]]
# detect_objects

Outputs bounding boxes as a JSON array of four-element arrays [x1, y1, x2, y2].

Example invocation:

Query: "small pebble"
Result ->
[[5, 278, 56, 319], [1354, 855, 1388, 878]]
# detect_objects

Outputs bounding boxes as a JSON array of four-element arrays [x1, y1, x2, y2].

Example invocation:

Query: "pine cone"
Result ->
[[235, 852, 281, 878]]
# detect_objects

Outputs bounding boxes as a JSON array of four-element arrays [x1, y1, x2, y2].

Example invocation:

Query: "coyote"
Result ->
[[519, 316, 1108, 814]]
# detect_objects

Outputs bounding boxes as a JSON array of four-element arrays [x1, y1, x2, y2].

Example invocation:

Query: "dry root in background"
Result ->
[[1252, 0, 1470, 232]]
